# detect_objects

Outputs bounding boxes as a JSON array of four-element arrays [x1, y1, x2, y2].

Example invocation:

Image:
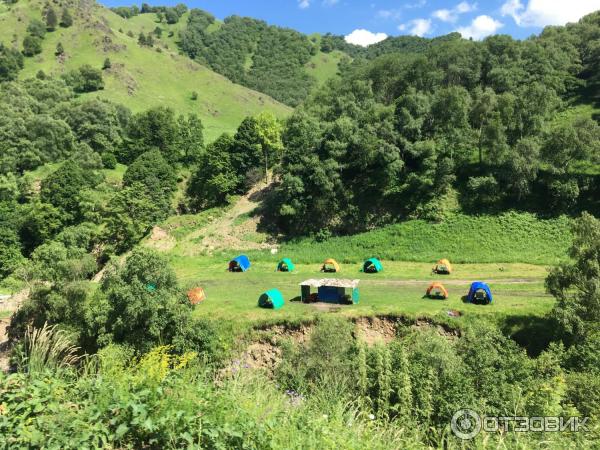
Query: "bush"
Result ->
[[22, 35, 43, 57], [101, 152, 117, 169], [62, 65, 104, 92]]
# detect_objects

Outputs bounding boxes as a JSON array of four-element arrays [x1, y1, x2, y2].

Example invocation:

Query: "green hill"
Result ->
[[0, 0, 291, 141]]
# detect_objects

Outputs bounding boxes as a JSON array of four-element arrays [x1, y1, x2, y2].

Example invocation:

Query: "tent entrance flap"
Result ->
[[363, 258, 383, 273], [229, 255, 250, 272]]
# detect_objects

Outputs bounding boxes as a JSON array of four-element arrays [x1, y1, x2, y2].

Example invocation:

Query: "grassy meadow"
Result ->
[[0, 0, 291, 141], [172, 259, 552, 325]]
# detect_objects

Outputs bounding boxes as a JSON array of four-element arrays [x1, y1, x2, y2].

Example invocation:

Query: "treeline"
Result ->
[[180, 11, 317, 106], [262, 12, 600, 236], [0, 75, 204, 283], [111, 3, 187, 24], [320, 31, 463, 59]]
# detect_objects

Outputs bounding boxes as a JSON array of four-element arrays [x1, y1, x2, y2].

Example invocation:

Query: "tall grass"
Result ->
[[20, 323, 81, 374], [244, 213, 573, 265]]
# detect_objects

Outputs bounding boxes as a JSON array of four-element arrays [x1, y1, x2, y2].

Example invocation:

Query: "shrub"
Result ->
[[22, 35, 43, 57]]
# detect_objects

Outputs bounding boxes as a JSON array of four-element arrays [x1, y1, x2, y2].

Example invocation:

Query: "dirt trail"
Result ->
[[182, 183, 276, 255], [0, 289, 29, 372], [370, 278, 543, 286]]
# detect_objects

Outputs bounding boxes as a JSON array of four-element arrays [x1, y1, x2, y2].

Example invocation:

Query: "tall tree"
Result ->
[[45, 7, 58, 31]]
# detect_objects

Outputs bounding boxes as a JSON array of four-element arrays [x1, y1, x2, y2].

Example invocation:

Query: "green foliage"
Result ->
[[62, 65, 104, 93], [59, 7, 73, 27], [91, 248, 193, 353], [40, 160, 99, 223], [547, 213, 600, 341], [103, 182, 171, 253], [180, 12, 315, 106], [187, 133, 237, 209], [27, 19, 46, 38], [123, 149, 177, 194], [22, 35, 43, 57], [45, 7, 58, 31], [124, 106, 179, 164], [0, 43, 24, 81]]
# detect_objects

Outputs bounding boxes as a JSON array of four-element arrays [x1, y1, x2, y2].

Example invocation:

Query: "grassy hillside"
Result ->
[[0, 0, 291, 141]]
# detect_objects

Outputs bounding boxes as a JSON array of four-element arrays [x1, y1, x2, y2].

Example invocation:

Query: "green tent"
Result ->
[[362, 258, 383, 273], [277, 258, 295, 272], [258, 289, 285, 310]]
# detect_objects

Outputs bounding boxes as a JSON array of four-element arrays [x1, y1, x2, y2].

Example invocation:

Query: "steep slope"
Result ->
[[0, 0, 291, 140]]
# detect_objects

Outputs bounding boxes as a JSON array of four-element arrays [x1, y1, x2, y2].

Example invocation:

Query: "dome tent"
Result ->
[[229, 255, 250, 272], [362, 258, 383, 273], [321, 258, 340, 273], [277, 258, 295, 272], [258, 289, 285, 310], [187, 287, 206, 305], [467, 281, 493, 304], [433, 259, 452, 274], [426, 282, 448, 299]]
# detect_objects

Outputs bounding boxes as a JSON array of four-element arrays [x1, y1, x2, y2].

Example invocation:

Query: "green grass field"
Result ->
[[147, 209, 570, 328], [170, 259, 552, 326], [0, 0, 291, 141], [306, 49, 344, 86]]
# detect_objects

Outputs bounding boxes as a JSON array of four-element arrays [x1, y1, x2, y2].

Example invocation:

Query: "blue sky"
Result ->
[[101, 0, 600, 45]]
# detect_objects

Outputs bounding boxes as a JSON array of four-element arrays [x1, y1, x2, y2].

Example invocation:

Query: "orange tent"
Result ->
[[426, 282, 448, 299], [187, 287, 206, 305], [321, 258, 340, 273], [433, 259, 452, 274]]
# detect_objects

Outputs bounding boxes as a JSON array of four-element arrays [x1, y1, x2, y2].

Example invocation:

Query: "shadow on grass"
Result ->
[[501, 315, 560, 357]]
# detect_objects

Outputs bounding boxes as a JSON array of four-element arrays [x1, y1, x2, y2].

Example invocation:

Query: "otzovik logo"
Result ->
[[451, 409, 481, 440]]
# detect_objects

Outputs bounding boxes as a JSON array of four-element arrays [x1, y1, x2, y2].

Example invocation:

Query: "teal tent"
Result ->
[[362, 258, 383, 273], [277, 258, 295, 272], [258, 289, 285, 310]]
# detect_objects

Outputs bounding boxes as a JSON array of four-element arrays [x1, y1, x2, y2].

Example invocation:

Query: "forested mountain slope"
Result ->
[[0, 0, 290, 140]]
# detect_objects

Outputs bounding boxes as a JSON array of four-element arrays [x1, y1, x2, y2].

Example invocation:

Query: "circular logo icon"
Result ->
[[451, 409, 481, 440]]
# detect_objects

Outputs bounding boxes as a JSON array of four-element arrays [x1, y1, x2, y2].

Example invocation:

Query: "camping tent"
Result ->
[[433, 259, 452, 274], [466, 281, 493, 304], [187, 287, 206, 305], [363, 258, 383, 273], [426, 282, 448, 299], [321, 258, 340, 273], [258, 289, 285, 310], [229, 255, 250, 272], [277, 258, 295, 272]]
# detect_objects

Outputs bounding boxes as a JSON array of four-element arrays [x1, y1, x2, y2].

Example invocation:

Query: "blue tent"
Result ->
[[466, 281, 493, 304], [229, 255, 250, 272]]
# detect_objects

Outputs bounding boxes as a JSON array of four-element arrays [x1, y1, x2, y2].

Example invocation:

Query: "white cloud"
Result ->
[[405, 0, 427, 9], [501, 0, 600, 27], [432, 9, 453, 22], [377, 9, 402, 20], [457, 15, 503, 40], [298, 0, 338, 9], [456, 1, 476, 14], [432, 1, 476, 23], [344, 29, 388, 47], [406, 18, 432, 37]]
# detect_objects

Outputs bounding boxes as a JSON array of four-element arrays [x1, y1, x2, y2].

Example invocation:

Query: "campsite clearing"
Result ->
[[171, 259, 552, 324]]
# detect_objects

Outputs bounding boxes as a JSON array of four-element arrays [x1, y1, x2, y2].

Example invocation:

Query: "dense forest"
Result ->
[[179, 10, 317, 106], [185, 12, 600, 237], [0, 1, 599, 447]]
